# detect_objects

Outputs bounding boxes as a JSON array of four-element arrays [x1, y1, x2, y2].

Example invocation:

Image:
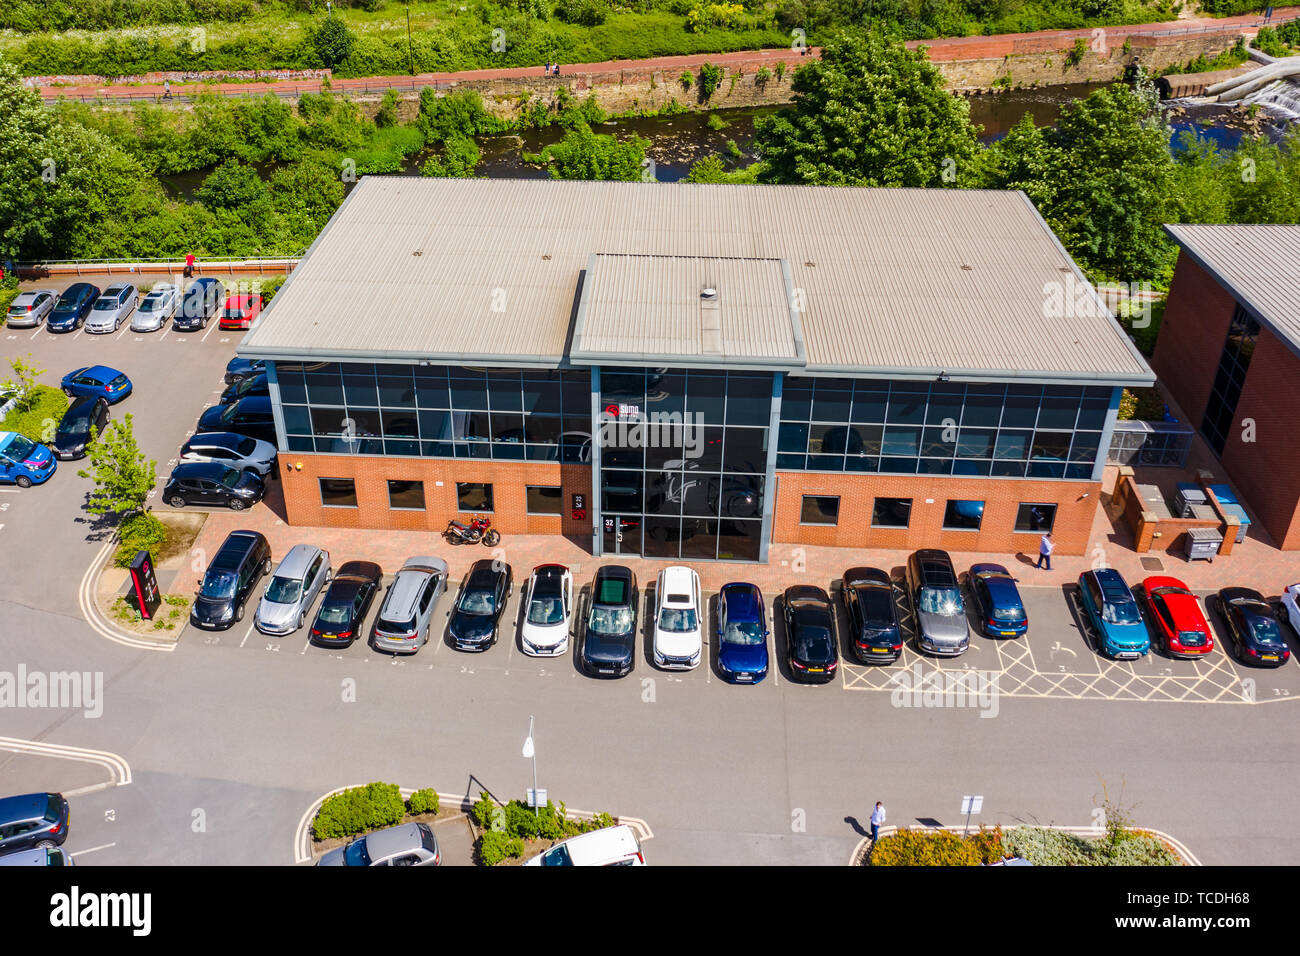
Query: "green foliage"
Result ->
[[687, 2, 747, 32], [417, 88, 503, 144], [76, 414, 158, 519], [1003, 826, 1181, 865], [555, 0, 609, 25], [2, 354, 44, 412], [1066, 35, 1088, 66], [756, 30, 978, 187], [533, 122, 649, 180], [477, 829, 524, 865], [680, 70, 694, 89], [113, 511, 168, 567], [470, 792, 499, 830], [374, 89, 400, 129], [312, 15, 356, 69], [505, 800, 540, 839], [195, 159, 270, 210], [697, 62, 724, 101], [421, 134, 481, 176], [871, 827, 1004, 865], [406, 788, 440, 815], [0, 384, 66, 444], [312, 782, 406, 840], [1253, 23, 1300, 58], [755, 65, 772, 86]]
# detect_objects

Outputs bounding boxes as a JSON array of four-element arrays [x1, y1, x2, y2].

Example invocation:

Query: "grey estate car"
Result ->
[[906, 549, 970, 657], [371, 556, 448, 654], [255, 544, 331, 635], [317, 823, 440, 866]]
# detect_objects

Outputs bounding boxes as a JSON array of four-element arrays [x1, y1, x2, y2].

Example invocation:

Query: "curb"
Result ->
[[78, 537, 177, 653], [848, 823, 1200, 866], [0, 736, 133, 792], [294, 784, 651, 865]]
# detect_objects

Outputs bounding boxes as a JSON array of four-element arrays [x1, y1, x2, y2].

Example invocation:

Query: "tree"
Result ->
[[312, 15, 355, 70], [3, 354, 44, 413], [194, 160, 269, 211], [421, 134, 480, 177], [533, 123, 649, 181], [755, 30, 979, 187], [77, 413, 157, 519]]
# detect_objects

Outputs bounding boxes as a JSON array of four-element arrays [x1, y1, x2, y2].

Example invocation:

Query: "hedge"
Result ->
[[0, 385, 68, 444], [870, 827, 1005, 866], [114, 511, 168, 567], [313, 782, 406, 840], [478, 830, 525, 866], [1004, 826, 1182, 866], [406, 788, 439, 815]]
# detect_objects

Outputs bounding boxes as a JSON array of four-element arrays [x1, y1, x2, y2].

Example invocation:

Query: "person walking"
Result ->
[[869, 801, 885, 843], [1036, 531, 1055, 570], [183, 252, 195, 279], [163, 80, 172, 100]]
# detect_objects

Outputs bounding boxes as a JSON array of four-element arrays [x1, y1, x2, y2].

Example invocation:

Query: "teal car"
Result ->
[[1077, 569, 1150, 660]]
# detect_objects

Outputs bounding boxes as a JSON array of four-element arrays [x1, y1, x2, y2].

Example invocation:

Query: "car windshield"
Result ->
[[458, 588, 495, 615], [590, 605, 633, 635], [797, 627, 833, 656], [200, 571, 238, 599], [541, 844, 573, 866], [264, 576, 301, 604], [658, 607, 698, 632], [1246, 610, 1282, 643], [317, 603, 351, 626], [92, 299, 115, 310], [994, 605, 1026, 621], [219, 404, 240, 422], [919, 587, 962, 616], [58, 414, 91, 433], [219, 469, 243, 489], [528, 595, 564, 625], [142, 296, 163, 310], [1102, 601, 1141, 625], [3, 434, 38, 460], [724, 620, 764, 645], [343, 840, 372, 867], [236, 437, 258, 455]]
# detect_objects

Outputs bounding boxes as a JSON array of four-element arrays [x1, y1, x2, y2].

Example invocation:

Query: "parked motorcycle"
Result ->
[[444, 515, 501, 547]]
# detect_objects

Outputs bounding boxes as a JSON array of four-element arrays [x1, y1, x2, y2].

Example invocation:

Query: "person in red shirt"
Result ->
[[183, 253, 195, 278]]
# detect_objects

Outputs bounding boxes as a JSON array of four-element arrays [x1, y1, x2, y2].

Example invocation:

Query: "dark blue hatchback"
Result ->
[[47, 283, 100, 332], [968, 563, 1028, 638], [717, 582, 769, 683]]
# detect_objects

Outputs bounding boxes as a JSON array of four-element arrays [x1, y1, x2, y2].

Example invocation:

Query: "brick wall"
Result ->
[[1219, 326, 1300, 550], [772, 471, 1101, 555], [279, 453, 593, 541], [1151, 251, 1238, 427]]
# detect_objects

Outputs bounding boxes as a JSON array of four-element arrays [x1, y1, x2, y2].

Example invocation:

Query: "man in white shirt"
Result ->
[[1036, 532, 1055, 570], [870, 801, 885, 843]]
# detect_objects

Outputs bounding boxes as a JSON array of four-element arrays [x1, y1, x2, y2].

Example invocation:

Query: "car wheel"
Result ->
[[15, 475, 31, 489], [228, 498, 245, 511], [169, 495, 186, 508], [63, 387, 72, 396], [235, 603, 244, 622], [297, 613, 304, 631], [261, 557, 271, 577]]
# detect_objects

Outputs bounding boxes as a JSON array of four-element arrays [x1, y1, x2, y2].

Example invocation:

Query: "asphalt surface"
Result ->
[[2, 310, 1300, 866]]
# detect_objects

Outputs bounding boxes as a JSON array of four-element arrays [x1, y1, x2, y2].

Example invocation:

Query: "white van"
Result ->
[[524, 825, 645, 866]]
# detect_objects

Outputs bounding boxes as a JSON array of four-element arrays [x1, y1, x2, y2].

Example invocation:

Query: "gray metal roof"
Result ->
[[1165, 223, 1300, 359], [571, 253, 805, 369], [239, 177, 1153, 385]]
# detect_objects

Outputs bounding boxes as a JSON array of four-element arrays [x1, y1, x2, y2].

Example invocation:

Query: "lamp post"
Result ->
[[405, 2, 414, 76], [523, 715, 539, 817]]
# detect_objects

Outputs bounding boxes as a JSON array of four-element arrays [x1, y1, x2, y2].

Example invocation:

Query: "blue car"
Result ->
[[968, 563, 1028, 638], [46, 283, 100, 333], [716, 582, 769, 683], [1077, 568, 1150, 660], [0, 431, 57, 487], [61, 366, 132, 404]]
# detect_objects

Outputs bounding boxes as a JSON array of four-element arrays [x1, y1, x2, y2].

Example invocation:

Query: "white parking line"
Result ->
[[70, 843, 117, 859], [238, 623, 255, 648], [201, 321, 217, 342], [29, 326, 42, 340], [115, 321, 131, 340]]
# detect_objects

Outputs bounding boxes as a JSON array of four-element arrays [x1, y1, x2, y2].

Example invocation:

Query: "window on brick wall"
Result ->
[[1014, 502, 1056, 533], [320, 477, 358, 508], [872, 497, 912, 528], [387, 480, 425, 510], [800, 495, 840, 525], [456, 482, 494, 512], [943, 499, 984, 531]]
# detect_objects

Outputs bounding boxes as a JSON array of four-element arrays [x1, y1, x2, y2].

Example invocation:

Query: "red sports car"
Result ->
[[1140, 576, 1214, 658]]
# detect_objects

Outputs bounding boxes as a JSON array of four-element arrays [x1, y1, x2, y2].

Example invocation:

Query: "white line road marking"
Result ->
[[78, 538, 174, 652], [0, 737, 132, 786], [71, 843, 117, 859], [300, 639, 311, 655], [29, 327, 42, 340], [201, 321, 217, 342], [65, 782, 115, 797], [115, 321, 131, 340], [239, 623, 255, 648]]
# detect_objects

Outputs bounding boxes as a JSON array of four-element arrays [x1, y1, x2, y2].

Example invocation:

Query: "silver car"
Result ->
[[317, 823, 440, 867], [372, 556, 448, 654], [179, 432, 278, 477], [5, 289, 57, 328], [86, 283, 137, 333], [131, 283, 180, 332], [906, 549, 970, 656], [255, 544, 331, 635]]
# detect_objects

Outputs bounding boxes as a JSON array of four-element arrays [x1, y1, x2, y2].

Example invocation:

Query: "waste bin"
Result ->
[[1175, 482, 1207, 518], [1219, 503, 1250, 544], [1207, 483, 1238, 505], [1184, 527, 1221, 562]]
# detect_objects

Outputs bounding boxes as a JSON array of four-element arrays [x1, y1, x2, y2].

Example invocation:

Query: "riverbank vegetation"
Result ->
[[3, 0, 1178, 78]]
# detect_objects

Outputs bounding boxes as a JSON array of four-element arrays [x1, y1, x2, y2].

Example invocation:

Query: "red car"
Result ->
[[1140, 576, 1214, 658], [219, 293, 264, 331]]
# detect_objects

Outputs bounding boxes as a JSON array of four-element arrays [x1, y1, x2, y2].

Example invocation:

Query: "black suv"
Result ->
[[196, 396, 277, 445], [224, 357, 266, 386], [841, 567, 903, 664], [164, 461, 265, 510], [173, 277, 224, 331], [191, 530, 272, 630], [580, 565, 638, 678], [447, 559, 513, 652], [0, 792, 70, 855]]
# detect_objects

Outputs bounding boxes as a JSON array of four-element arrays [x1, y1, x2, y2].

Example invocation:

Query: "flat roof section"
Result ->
[[239, 177, 1154, 385], [1165, 223, 1300, 360], [571, 253, 805, 369]]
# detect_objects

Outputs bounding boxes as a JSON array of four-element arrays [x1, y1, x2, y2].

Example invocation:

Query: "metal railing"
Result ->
[[14, 255, 302, 277]]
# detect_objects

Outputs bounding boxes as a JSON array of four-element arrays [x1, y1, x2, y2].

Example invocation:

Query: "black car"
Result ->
[[224, 357, 266, 386], [49, 396, 108, 461], [310, 561, 383, 648], [164, 461, 265, 511], [46, 283, 100, 333], [173, 277, 224, 331], [0, 792, 70, 855], [191, 530, 272, 630], [447, 559, 513, 651], [219, 372, 270, 406], [196, 395, 277, 445], [782, 585, 838, 683], [581, 565, 638, 677], [1217, 587, 1292, 667], [841, 567, 902, 664]]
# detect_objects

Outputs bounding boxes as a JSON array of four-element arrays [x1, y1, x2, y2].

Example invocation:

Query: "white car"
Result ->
[[86, 283, 137, 333], [1282, 584, 1300, 636], [519, 563, 572, 657], [179, 431, 278, 477], [523, 824, 645, 866], [132, 283, 180, 332], [5, 289, 57, 328], [653, 565, 702, 670]]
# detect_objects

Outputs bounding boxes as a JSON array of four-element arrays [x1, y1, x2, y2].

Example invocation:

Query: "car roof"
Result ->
[[971, 563, 1011, 577], [550, 825, 640, 864], [172, 461, 234, 480], [786, 584, 830, 606], [78, 365, 121, 380], [232, 395, 273, 412], [101, 283, 132, 294], [60, 282, 98, 297], [913, 550, 958, 584], [660, 566, 698, 592], [0, 847, 65, 866], [399, 555, 446, 573], [274, 543, 324, 577], [1091, 568, 1133, 594], [185, 432, 246, 451], [387, 557, 447, 610], [844, 566, 891, 588], [0, 792, 49, 823], [1221, 586, 1267, 605], [1143, 575, 1190, 592], [224, 294, 260, 306], [212, 531, 266, 566], [466, 559, 504, 587], [721, 582, 763, 617], [363, 823, 424, 859], [65, 394, 105, 413], [336, 560, 382, 581]]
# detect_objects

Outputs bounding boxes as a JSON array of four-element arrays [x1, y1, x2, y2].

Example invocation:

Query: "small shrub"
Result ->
[[1066, 37, 1088, 67], [407, 788, 439, 815], [679, 70, 694, 90], [706, 112, 729, 130], [555, 0, 608, 25], [870, 828, 987, 866], [505, 799, 540, 839], [470, 792, 499, 830], [313, 782, 405, 840], [774, 61, 786, 81], [114, 511, 167, 567], [374, 89, 399, 128], [755, 65, 772, 86], [698, 62, 723, 101], [478, 829, 524, 866], [312, 15, 355, 69]]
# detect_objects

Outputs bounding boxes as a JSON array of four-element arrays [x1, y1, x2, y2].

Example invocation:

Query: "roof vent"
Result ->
[[701, 286, 718, 300]]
